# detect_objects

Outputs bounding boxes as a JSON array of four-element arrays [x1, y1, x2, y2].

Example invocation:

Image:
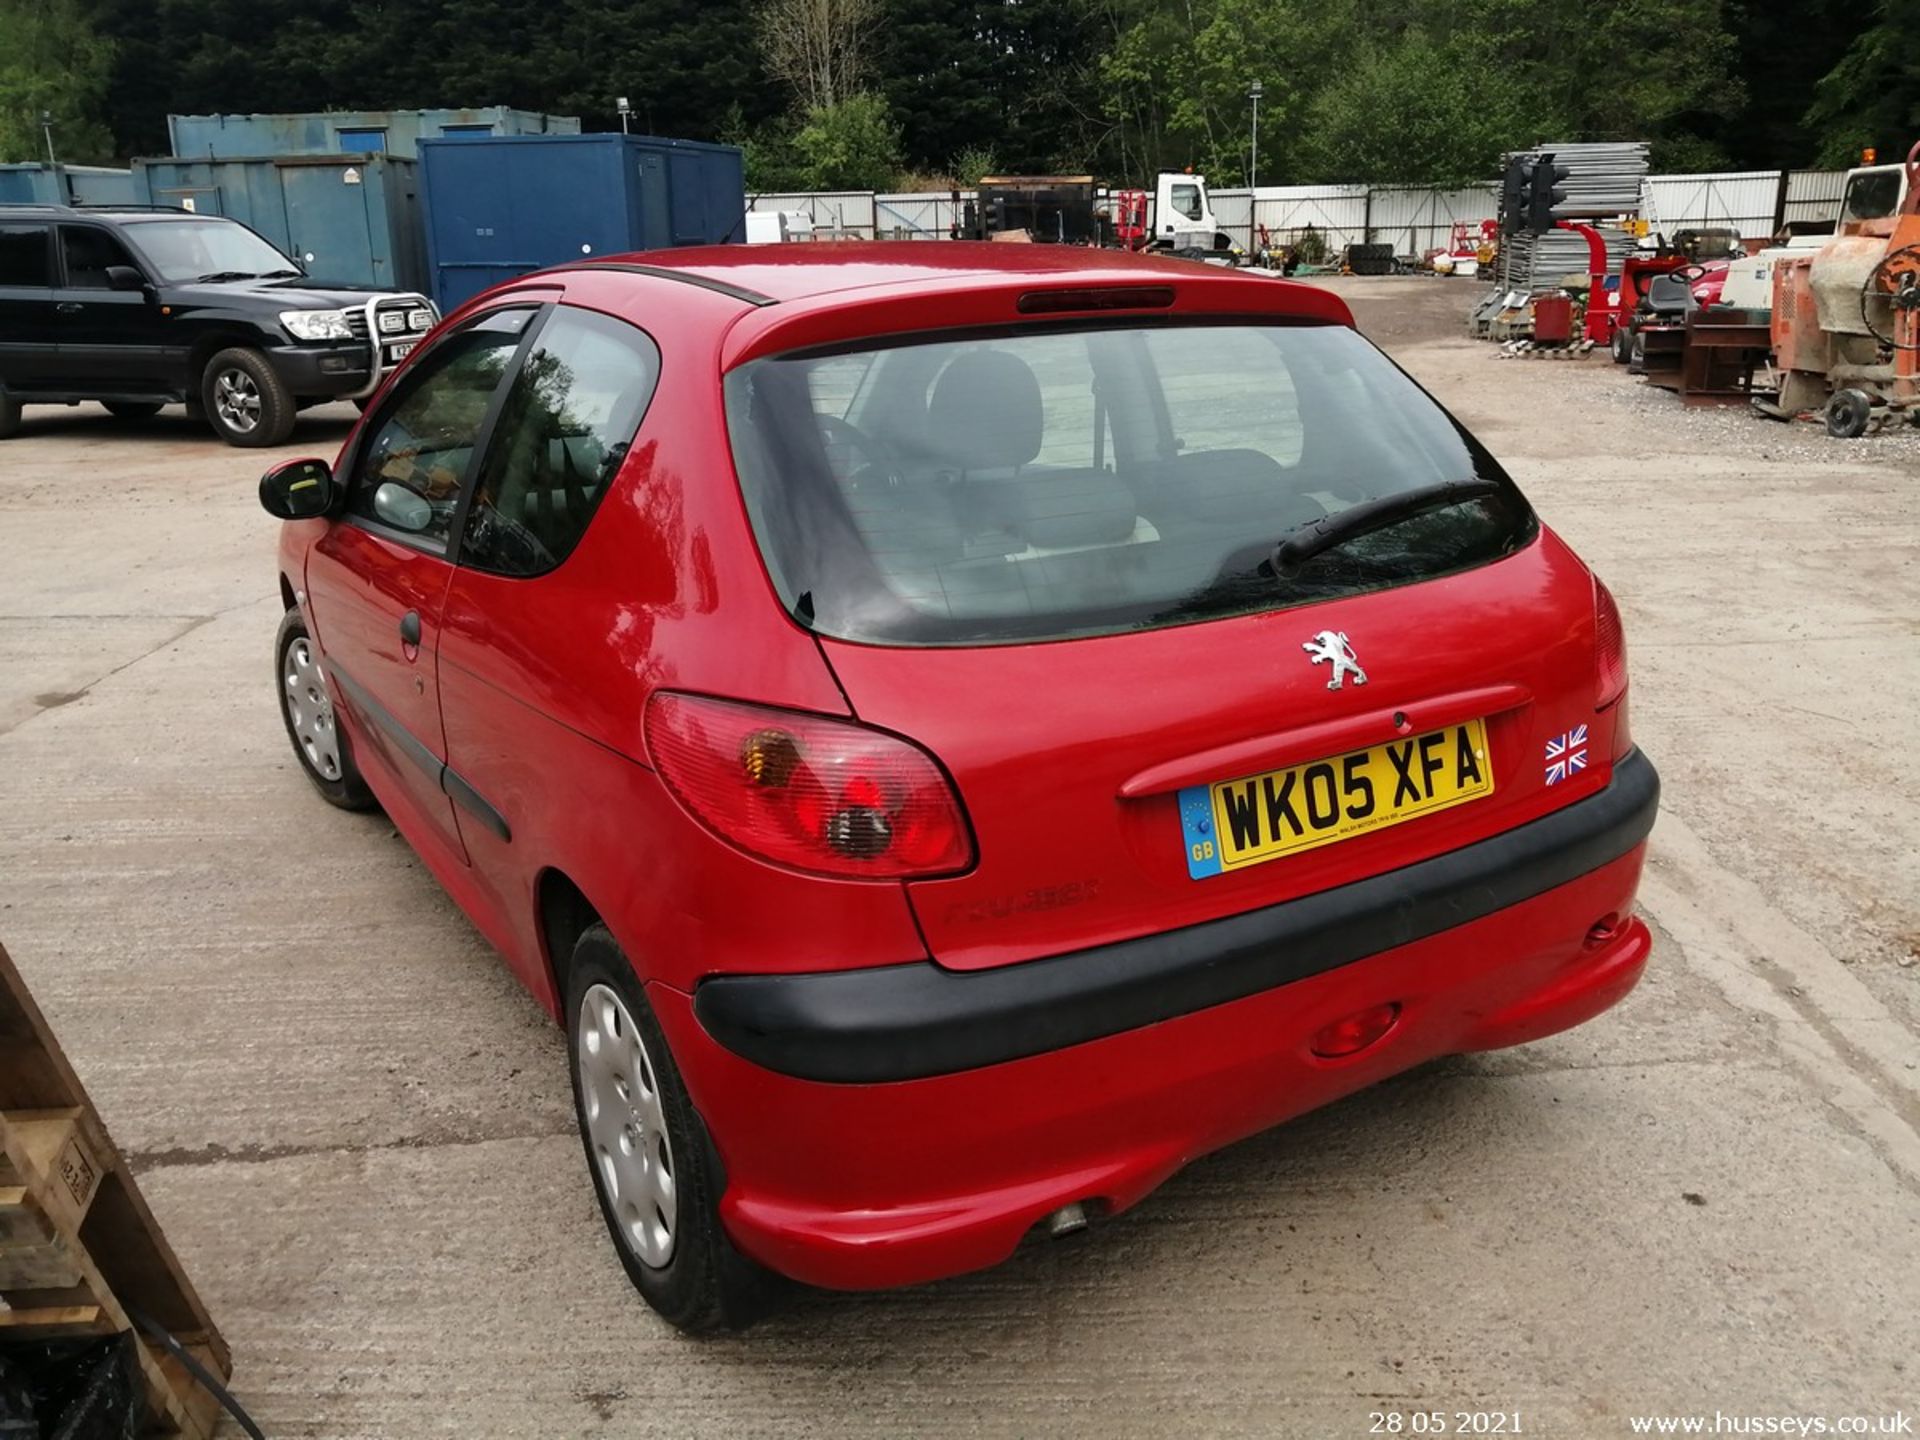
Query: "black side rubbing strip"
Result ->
[[694, 751, 1660, 1084], [328, 663, 511, 843]]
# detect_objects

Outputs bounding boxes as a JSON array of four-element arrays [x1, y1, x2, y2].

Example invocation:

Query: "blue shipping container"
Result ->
[[132, 153, 428, 293], [418, 134, 746, 311], [167, 108, 580, 160], [0, 163, 138, 206]]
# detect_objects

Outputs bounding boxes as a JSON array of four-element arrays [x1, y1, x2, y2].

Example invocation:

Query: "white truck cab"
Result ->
[[1155, 171, 1227, 252]]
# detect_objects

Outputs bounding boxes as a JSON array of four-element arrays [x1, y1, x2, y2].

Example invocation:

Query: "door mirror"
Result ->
[[258, 458, 336, 519], [372, 481, 434, 533], [104, 265, 146, 292]]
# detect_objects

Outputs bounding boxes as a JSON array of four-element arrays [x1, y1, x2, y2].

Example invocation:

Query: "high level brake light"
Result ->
[[646, 693, 974, 879]]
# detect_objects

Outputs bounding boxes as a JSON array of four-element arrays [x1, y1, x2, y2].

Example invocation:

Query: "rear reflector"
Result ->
[[1017, 285, 1176, 315], [1310, 1002, 1402, 1059], [646, 692, 974, 879]]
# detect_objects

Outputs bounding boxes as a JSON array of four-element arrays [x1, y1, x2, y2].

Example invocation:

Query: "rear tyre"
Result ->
[[565, 925, 776, 1333], [103, 401, 165, 421], [0, 392, 19, 439], [202, 347, 296, 448], [1825, 388, 1873, 440], [275, 608, 377, 811]]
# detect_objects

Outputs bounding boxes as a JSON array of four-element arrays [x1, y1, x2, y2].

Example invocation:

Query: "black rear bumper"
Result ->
[[694, 750, 1659, 1085]]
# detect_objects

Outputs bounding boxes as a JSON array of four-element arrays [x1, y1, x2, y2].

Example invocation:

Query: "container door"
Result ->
[[636, 151, 671, 250], [282, 163, 377, 287], [668, 151, 708, 245]]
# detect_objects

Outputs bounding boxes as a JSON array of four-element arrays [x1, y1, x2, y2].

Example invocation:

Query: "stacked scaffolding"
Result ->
[[1496, 140, 1650, 290]]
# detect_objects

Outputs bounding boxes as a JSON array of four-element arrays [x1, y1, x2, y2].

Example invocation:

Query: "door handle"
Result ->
[[56, 302, 83, 314], [399, 610, 421, 647]]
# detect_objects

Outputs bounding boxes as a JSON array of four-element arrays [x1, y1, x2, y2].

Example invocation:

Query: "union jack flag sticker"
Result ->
[[1545, 725, 1589, 786]]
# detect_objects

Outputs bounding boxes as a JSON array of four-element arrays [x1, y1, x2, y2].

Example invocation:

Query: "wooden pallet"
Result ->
[[0, 941, 231, 1436]]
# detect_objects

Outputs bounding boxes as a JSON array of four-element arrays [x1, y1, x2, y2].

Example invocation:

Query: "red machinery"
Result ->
[[1113, 189, 1148, 251], [1767, 139, 1920, 436], [1554, 221, 1616, 346]]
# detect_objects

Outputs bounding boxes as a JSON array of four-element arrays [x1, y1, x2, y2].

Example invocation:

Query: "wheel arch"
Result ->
[[188, 328, 272, 390], [537, 867, 608, 1016]]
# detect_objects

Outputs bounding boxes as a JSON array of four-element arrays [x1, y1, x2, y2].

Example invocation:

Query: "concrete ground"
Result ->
[[1, 279, 1915, 1438]]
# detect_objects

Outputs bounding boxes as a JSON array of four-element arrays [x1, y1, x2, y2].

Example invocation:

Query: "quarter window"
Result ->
[[459, 307, 660, 578], [60, 227, 140, 288], [345, 308, 533, 549], [0, 225, 52, 287]]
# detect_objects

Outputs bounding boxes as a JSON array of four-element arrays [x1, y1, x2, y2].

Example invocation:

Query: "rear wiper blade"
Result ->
[[1273, 478, 1502, 575]]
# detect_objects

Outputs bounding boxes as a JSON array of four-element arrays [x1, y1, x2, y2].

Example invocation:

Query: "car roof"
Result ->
[[0, 204, 212, 223], [574, 241, 1268, 306]]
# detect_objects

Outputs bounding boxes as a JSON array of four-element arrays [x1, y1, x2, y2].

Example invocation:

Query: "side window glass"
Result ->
[[0, 226, 53, 287], [60, 228, 138, 288], [460, 307, 661, 578], [346, 309, 533, 549]]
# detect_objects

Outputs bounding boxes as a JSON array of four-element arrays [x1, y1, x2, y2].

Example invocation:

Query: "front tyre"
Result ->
[[275, 608, 377, 810], [203, 347, 296, 447], [565, 925, 774, 1332]]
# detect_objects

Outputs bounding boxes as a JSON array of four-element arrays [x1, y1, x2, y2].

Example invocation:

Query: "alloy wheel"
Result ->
[[214, 368, 262, 434]]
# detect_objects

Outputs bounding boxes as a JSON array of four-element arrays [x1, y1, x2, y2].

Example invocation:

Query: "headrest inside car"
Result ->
[[991, 470, 1139, 549], [926, 350, 1044, 471]]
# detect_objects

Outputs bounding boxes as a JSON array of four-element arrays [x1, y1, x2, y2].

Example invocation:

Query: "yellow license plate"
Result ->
[[1177, 718, 1494, 878]]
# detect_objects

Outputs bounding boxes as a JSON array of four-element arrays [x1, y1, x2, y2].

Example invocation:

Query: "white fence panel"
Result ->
[[748, 190, 877, 237], [1250, 185, 1370, 252], [1783, 170, 1847, 228], [874, 191, 971, 239], [1365, 185, 1498, 257], [1641, 171, 1781, 240], [1208, 189, 1254, 249]]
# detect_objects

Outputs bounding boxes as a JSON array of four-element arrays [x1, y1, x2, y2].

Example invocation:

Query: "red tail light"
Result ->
[[1593, 576, 1628, 710], [646, 693, 974, 879]]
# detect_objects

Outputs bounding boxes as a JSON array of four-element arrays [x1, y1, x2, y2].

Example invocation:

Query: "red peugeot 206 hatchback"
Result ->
[[260, 244, 1657, 1331]]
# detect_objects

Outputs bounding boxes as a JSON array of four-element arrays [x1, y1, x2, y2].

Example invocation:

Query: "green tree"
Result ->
[[793, 91, 902, 188], [1805, 0, 1920, 168], [1295, 29, 1542, 185], [0, 0, 115, 163], [1098, 0, 1356, 184]]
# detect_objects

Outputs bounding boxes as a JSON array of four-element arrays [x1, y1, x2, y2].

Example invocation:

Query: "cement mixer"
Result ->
[[1763, 142, 1920, 437]]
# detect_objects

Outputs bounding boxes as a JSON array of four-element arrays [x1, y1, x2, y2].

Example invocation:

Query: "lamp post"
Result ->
[[1247, 81, 1263, 188]]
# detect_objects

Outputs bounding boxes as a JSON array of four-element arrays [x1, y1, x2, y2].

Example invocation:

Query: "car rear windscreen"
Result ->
[[725, 321, 1536, 645]]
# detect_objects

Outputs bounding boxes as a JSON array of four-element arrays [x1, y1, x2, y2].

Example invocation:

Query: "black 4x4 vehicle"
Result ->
[[0, 204, 436, 447]]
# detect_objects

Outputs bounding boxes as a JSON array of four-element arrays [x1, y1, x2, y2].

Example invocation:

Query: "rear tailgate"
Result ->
[[821, 527, 1619, 972]]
